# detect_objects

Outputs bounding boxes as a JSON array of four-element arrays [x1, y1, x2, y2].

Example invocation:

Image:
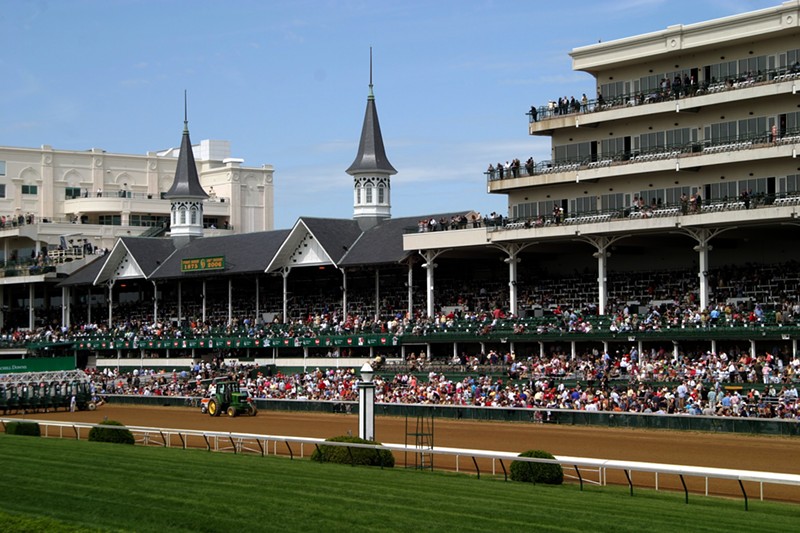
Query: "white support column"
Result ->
[[202, 280, 207, 324], [107, 280, 114, 328], [492, 243, 535, 318], [227, 278, 233, 325], [342, 268, 348, 317], [539, 341, 545, 358], [0, 286, 4, 330], [792, 339, 797, 357], [374, 268, 380, 321], [282, 267, 291, 324], [255, 277, 260, 322], [419, 249, 449, 319], [711, 339, 717, 355], [678, 227, 733, 312], [178, 281, 183, 325], [152, 281, 158, 324], [87, 287, 92, 324], [571, 341, 576, 361], [577, 235, 627, 316], [28, 283, 35, 330], [407, 260, 414, 318], [750, 339, 756, 358], [61, 286, 69, 328], [602, 341, 609, 356]]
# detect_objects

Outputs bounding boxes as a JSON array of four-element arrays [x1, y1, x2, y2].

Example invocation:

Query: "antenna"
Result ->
[[183, 90, 188, 129], [368, 47, 374, 98]]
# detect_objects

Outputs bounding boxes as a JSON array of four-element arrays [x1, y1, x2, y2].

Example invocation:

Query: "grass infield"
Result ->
[[0, 434, 797, 532]]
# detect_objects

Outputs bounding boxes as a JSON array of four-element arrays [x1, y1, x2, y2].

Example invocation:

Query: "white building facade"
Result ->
[[0, 139, 274, 260]]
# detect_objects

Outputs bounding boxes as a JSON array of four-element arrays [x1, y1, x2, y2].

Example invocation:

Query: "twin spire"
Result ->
[[346, 48, 397, 176]]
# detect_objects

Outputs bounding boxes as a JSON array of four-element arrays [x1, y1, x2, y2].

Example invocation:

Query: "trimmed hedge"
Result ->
[[311, 435, 395, 468], [510, 449, 563, 485], [5, 421, 41, 437], [88, 420, 135, 445]]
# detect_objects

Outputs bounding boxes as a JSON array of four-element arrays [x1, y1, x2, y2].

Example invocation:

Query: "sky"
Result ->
[[0, 0, 781, 228]]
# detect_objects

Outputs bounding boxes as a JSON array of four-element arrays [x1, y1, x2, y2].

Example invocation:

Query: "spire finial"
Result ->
[[368, 47, 374, 99], [183, 90, 188, 132]]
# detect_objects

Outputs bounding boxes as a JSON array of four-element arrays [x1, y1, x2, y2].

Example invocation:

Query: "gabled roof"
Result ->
[[95, 237, 178, 285], [345, 86, 396, 176], [266, 217, 362, 273], [150, 229, 290, 279], [340, 212, 467, 266], [163, 120, 209, 199], [56, 255, 106, 287]]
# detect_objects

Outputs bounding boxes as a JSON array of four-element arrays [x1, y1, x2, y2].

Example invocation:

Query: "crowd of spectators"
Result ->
[[0, 213, 35, 230], [84, 345, 800, 420]]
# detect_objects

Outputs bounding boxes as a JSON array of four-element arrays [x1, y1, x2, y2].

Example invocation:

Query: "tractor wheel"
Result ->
[[248, 405, 257, 416], [87, 402, 97, 411], [227, 406, 238, 417], [208, 399, 220, 417]]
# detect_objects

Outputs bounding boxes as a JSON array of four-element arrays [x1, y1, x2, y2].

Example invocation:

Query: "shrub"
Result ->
[[88, 420, 135, 445], [310, 435, 395, 468], [510, 449, 563, 485], [5, 421, 41, 437]]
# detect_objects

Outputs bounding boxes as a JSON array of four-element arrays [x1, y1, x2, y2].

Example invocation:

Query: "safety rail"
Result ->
[[2, 417, 799, 509]]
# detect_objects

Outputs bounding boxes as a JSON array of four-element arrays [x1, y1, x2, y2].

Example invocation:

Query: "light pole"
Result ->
[[358, 362, 375, 441]]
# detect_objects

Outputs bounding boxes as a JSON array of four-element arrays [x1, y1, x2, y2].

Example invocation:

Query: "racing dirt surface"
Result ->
[[12, 405, 800, 503]]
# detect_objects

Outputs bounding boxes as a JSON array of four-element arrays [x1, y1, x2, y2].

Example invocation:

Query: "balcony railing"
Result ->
[[486, 128, 800, 183], [526, 65, 800, 124]]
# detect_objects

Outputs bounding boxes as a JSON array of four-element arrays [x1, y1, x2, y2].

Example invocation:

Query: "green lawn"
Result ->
[[0, 434, 797, 532]]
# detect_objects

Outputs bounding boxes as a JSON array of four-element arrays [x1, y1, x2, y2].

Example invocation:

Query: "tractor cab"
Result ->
[[204, 380, 257, 417]]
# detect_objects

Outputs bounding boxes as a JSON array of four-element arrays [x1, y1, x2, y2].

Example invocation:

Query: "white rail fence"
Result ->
[[3, 418, 800, 510]]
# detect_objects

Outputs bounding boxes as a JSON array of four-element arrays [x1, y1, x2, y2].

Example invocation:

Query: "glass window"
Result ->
[[98, 215, 121, 225], [378, 185, 385, 204], [601, 193, 624, 211], [0, 160, 5, 176], [0, 184, 5, 198], [22, 184, 38, 195], [365, 187, 373, 203], [570, 196, 597, 215], [786, 175, 798, 194], [65, 187, 82, 199]]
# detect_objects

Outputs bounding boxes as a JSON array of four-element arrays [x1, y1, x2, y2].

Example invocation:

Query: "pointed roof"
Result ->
[[163, 117, 209, 199], [340, 212, 467, 266], [150, 229, 290, 279], [266, 217, 362, 273], [346, 78, 396, 176], [94, 237, 178, 285]]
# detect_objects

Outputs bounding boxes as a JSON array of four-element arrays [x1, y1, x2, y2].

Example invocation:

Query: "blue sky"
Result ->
[[0, 0, 780, 228]]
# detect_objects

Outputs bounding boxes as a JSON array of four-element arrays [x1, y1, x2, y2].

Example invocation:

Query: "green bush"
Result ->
[[5, 421, 41, 437], [510, 449, 563, 485], [88, 420, 134, 445], [311, 435, 395, 468]]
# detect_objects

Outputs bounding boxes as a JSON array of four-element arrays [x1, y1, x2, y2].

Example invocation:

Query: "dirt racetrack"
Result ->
[[12, 404, 800, 503]]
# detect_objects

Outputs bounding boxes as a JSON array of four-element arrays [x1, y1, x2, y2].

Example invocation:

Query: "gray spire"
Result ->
[[164, 93, 209, 199], [346, 51, 397, 176]]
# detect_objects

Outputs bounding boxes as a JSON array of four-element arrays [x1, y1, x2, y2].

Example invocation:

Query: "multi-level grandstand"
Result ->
[[0, 2, 799, 392]]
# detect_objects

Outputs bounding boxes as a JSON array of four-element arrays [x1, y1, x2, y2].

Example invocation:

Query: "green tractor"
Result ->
[[202, 381, 257, 417]]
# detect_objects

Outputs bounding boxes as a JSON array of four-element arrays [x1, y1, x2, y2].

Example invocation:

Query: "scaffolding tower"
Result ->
[[405, 407, 434, 470]]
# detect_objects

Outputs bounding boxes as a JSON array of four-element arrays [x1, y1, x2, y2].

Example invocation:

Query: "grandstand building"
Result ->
[[4, 2, 800, 369], [406, 0, 800, 316], [0, 133, 274, 331]]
